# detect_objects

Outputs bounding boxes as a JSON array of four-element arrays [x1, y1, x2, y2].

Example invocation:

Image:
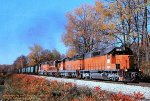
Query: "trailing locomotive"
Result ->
[[18, 46, 141, 83]]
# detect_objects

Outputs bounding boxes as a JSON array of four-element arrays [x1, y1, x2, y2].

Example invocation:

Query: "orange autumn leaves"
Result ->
[[10, 74, 49, 95], [3, 74, 145, 101], [62, 2, 116, 56]]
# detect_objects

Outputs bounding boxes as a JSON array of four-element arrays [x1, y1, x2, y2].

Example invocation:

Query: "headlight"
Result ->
[[124, 69, 128, 71]]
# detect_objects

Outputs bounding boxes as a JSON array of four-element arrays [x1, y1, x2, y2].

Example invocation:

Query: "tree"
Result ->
[[62, 3, 115, 55], [66, 47, 77, 57], [0, 65, 12, 73], [28, 44, 43, 66], [13, 55, 28, 72], [103, 0, 150, 68], [142, 0, 149, 62], [28, 44, 61, 65], [62, 4, 95, 54], [51, 49, 61, 60], [41, 49, 53, 62]]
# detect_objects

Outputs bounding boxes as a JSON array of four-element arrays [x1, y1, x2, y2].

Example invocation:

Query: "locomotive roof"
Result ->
[[84, 46, 133, 58], [59, 46, 133, 61], [107, 46, 133, 55], [96, 46, 133, 55]]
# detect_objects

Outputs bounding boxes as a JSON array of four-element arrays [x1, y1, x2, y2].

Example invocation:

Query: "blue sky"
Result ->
[[0, 0, 94, 64]]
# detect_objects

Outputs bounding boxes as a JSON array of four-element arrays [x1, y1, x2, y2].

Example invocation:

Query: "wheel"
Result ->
[[123, 81, 127, 84], [115, 77, 119, 82], [80, 74, 83, 79]]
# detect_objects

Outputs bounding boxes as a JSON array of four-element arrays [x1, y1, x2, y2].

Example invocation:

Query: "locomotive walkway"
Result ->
[[35, 75, 150, 100]]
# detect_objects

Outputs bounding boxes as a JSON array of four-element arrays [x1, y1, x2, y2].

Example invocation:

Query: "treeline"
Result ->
[[12, 44, 62, 71], [0, 44, 62, 73], [62, 0, 150, 75], [0, 64, 13, 73]]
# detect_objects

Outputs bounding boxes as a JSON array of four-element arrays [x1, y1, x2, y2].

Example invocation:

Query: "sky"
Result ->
[[0, 0, 94, 64]]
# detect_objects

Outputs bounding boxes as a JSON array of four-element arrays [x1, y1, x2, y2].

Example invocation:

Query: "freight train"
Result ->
[[18, 46, 141, 83]]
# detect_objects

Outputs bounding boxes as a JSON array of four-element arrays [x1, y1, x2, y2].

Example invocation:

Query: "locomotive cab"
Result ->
[[108, 47, 140, 82]]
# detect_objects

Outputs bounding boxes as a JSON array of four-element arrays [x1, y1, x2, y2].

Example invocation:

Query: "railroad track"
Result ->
[[40, 74, 150, 87]]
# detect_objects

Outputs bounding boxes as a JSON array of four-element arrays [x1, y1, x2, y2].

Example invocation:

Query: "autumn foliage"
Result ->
[[62, 3, 115, 54], [1, 74, 145, 101]]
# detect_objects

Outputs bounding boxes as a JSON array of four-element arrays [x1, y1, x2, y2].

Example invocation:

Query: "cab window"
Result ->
[[107, 55, 110, 59]]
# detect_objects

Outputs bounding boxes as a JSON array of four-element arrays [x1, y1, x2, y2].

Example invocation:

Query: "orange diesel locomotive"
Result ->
[[58, 46, 139, 82], [19, 46, 140, 82], [38, 61, 57, 76]]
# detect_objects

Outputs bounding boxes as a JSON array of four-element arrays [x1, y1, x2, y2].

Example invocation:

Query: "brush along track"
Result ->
[[34, 75, 150, 100]]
